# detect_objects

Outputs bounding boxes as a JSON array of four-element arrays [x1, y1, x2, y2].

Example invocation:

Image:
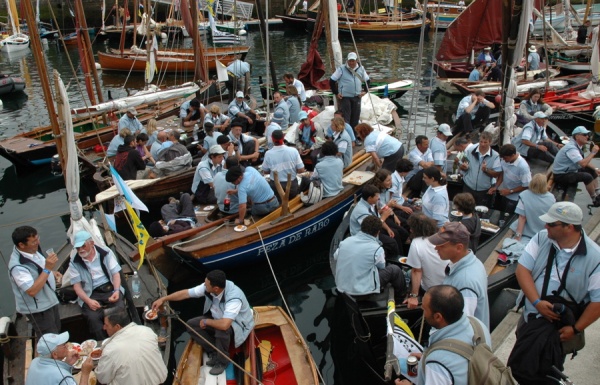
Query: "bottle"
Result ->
[[193, 123, 199, 141], [224, 195, 231, 212], [131, 271, 141, 299], [499, 212, 509, 227]]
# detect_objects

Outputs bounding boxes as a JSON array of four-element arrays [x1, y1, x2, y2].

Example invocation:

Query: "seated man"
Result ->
[[157, 131, 190, 162], [118, 107, 143, 135], [405, 135, 434, 197], [334, 215, 406, 297], [114, 134, 145, 180], [273, 91, 290, 128], [191, 145, 225, 204], [25, 332, 79, 385], [214, 156, 240, 214], [180, 98, 207, 127], [152, 270, 254, 375], [107, 128, 130, 157], [148, 193, 197, 237], [199, 121, 222, 160], [264, 111, 284, 150], [227, 91, 257, 133], [350, 184, 402, 258], [511, 111, 560, 164], [204, 104, 231, 134], [70, 231, 125, 340], [313, 141, 344, 197], [468, 62, 486, 81], [228, 119, 259, 167], [262, 130, 305, 200], [553, 126, 600, 207], [226, 165, 279, 225], [453, 90, 494, 136]]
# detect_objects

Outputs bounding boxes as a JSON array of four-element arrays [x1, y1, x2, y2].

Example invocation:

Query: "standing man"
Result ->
[[226, 165, 279, 224], [459, 132, 502, 207], [273, 91, 290, 128], [395, 286, 492, 385], [283, 72, 306, 102], [262, 130, 305, 199], [430, 123, 453, 174], [226, 56, 251, 103], [69, 231, 125, 340], [511, 111, 560, 164], [527, 45, 541, 70], [179, 98, 207, 127], [491, 144, 532, 214], [508, 202, 600, 383], [330, 52, 371, 130], [9, 226, 61, 335], [191, 145, 225, 204], [552, 126, 600, 207], [429, 222, 489, 328], [453, 90, 495, 136], [25, 332, 79, 385], [152, 270, 254, 376], [334, 216, 406, 297], [94, 308, 168, 384], [227, 92, 257, 133], [118, 107, 143, 135]]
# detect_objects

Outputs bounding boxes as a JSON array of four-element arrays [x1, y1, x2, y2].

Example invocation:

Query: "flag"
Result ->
[[124, 200, 150, 269], [216, 60, 228, 82], [110, 165, 149, 212], [104, 213, 117, 232]]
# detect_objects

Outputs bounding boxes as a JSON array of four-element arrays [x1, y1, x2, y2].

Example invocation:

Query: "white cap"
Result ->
[[347, 52, 358, 61], [235, 91, 244, 98], [438, 123, 452, 136]]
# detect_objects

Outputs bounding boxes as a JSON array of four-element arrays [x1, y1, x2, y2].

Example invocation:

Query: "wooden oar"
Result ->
[[384, 284, 400, 381]]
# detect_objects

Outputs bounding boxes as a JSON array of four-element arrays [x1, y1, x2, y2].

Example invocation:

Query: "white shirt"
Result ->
[[406, 237, 447, 291], [188, 283, 242, 320], [11, 250, 56, 291]]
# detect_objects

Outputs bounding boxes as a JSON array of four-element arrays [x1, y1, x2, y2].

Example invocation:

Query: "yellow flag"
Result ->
[[125, 200, 150, 269]]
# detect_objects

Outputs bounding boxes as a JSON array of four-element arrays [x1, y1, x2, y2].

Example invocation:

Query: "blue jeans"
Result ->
[[251, 197, 279, 216]]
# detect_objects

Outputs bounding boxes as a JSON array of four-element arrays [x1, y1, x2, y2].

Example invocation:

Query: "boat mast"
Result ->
[[120, 0, 129, 54], [256, 0, 279, 97], [6, 0, 18, 33], [20, 0, 65, 167], [189, 0, 207, 82]]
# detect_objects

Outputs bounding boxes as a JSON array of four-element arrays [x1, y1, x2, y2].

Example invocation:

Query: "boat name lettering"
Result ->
[[256, 218, 330, 256]]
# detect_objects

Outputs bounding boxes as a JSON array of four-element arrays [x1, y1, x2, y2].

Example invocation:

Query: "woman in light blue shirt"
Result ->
[[421, 167, 449, 228], [372, 169, 410, 245]]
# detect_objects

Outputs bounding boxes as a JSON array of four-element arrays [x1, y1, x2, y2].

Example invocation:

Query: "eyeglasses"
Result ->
[[546, 222, 567, 228]]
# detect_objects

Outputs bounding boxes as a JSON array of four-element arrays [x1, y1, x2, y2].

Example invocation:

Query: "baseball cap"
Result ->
[[347, 52, 358, 61], [428, 222, 470, 246], [539, 202, 583, 225], [438, 123, 452, 136], [272, 111, 284, 125], [572, 126, 591, 136], [533, 111, 548, 119], [235, 91, 244, 98], [209, 145, 226, 155], [73, 231, 92, 247], [127, 107, 138, 116], [298, 111, 309, 121], [37, 332, 69, 356]]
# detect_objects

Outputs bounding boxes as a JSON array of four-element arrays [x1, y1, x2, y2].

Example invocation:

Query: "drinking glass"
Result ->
[[46, 248, 54, 256]]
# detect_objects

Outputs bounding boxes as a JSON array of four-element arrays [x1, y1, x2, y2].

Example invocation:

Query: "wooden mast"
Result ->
[[120, 0, 129, 54], [21, 0, 65, 169], [256, 0, 279, 94], [74, 0, 105, 107]]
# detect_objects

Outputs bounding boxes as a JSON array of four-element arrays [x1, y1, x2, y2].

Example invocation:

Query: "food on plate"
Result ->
[[73, 356, 86, 369], [68, 342, 82, 353], [474, 205, 489, 213], [481, 221, 499, 230], [145, 310, 158, 320], [90, 348, 103, 360], [81, 340, 97, 356], [451, 210, 463, 217], [234, 225, 247, 232], [399, 257, 408, 264]]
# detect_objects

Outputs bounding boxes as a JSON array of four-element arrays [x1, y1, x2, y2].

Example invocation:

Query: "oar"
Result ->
[[384, 284, 400, 381]]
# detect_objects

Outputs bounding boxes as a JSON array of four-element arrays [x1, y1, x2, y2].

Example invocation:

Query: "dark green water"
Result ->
[[0, 29, 461, 384]]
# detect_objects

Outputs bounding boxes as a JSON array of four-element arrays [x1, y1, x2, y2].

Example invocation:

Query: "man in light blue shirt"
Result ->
[[191, 145, 225, 204], [405, 135, 434, 197], [226, 57, 250, 103], [264, 112, 284, 150], [25, 332, 80, 385], [179, 99, 207, 127], [492, 144, 531, 214], [284, 73, 306, 102], [262, 130, 305, 199], [118, 107, 143, 134], [430, 123, 452, 173], [468, 62, 485, 81], [527, 45, 541, 70], [214, 156, 240, 214], [273, 91, 290, 128], [330, 52, 370, 129], [429, 222, 489, 328], [150, 131, 168, 160], [453, 90, 494, 136], [226, 165, 279, 224], [511, 111, 560, 164], [459, 132, 502, 207]]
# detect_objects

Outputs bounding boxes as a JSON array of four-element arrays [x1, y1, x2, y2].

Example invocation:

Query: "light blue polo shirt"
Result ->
[[349, 198, 377, 236], [421, 185, 449, 228], [364, 131, 401, 158], [509, 190, 555, 240], [326, 122, 356, 141], [228, 100, 251, 119], [429, 136, 447, 168], [456, 95, 483, 119], [262, 145, 304, 182], [553, 140, 584, 174], [333, 129, 353, 168], [461, 144, 502, 191], [214, 170, 239, 213], [313, 156, 344, 197], [238, 167, 274, 205], [499, 155, 531, 201], [511, 120, 548, 157], [390, 171, 405, 205], [406, 147, 433, 182]]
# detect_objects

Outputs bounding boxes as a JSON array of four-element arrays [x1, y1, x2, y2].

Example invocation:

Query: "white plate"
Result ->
[[562, 139, 570, 145], [451, 210, 463, 217], [399, 257, 408, 264], [90, 348, 103, 360], [73, 356, 86, 370], [81, 340, 97, 356], [475, 205, 489, 213], [450, 150, 458, 155], [560, 136, 569, 141], [448, 174, 460, 180], [68, 342, 82, 354], [234, 225, 247, 232], [203, 205, 215, 211], [144, 309, 158, 321]]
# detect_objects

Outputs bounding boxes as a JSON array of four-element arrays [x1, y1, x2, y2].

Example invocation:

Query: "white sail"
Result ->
[[329, 0, 342, 68]]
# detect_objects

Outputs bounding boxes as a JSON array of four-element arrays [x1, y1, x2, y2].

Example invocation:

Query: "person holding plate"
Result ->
[[25, 332, 79, 385]]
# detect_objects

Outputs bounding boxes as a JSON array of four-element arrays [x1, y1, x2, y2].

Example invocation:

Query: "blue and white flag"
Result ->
[[110, 165, 149, 213]]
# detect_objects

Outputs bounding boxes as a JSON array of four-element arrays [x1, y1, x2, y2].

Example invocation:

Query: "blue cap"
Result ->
[[37, 332, 69, 356], [572, 126, 591, 136], [272, 111, 284, 125], [298, 111, 309, 121], [73, 231, 92, 247]]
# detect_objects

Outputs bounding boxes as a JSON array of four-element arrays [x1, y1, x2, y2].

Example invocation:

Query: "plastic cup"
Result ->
[[46, 248, 54, 256]]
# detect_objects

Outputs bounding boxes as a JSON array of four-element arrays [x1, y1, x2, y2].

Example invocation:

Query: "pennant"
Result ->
[[104, 213, 117, 232], [124, 200, 150, 269], [216, 60, 228, 82], [110, 165, 149, 212]]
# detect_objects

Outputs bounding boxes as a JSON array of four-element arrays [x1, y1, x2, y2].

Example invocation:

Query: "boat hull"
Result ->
[[338, 20, 427, 38], [0, 75, 26, 95], [0, 33, 30, 53]]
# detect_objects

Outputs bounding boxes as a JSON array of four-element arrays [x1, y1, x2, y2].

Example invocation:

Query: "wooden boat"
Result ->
[[542, 90, 600, 133], [0, 73, 26, 95], [107, 45, 249, 60], [414, 1, 466, 30], [60, 31, 78, 45], [0, 0, 29, 53], [554, 58, 592, 72], [338, 18, 428, 38], [1, 230, 172, 385], [98, 50, 239, 72], [174, 306, 319, 385]]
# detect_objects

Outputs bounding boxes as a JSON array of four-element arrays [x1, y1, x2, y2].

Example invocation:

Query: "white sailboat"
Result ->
[[0, 0, 30, 52]]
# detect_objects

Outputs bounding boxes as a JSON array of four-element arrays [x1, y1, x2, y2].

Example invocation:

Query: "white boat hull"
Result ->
[[0, 33, 30, 53]]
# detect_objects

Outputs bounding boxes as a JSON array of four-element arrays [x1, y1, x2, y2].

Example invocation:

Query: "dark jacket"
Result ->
[[114, 145, 145, 180], [158, 142, 189, 162]]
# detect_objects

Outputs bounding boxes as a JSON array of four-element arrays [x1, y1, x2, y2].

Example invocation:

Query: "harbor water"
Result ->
[[0, 30, 459, 383]]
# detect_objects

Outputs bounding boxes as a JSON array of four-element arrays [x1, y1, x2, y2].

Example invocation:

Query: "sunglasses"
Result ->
[[546, 222, 567, 228]]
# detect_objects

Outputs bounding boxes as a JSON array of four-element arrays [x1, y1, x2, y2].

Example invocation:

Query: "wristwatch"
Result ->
[[509, 189, 514, 194], [409, 293, 419, 298], [514, 232, 522, 238]]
